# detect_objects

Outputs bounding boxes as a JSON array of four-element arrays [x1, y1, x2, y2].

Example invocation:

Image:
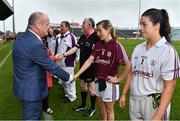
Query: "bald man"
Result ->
[[12, 12, 73, 120]]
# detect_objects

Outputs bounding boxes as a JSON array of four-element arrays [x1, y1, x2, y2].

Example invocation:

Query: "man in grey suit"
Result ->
[[12, 12, 73, 120]]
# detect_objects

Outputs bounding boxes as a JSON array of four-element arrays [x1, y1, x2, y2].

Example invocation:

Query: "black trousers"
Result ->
[[42, 96, 49, 111]]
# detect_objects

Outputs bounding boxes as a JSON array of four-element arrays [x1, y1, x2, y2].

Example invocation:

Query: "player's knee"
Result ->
[[89, 89, 95, 95], [81, 86, 87, 92], [106, 108, 113, 115], [88, 87, 94, 95]]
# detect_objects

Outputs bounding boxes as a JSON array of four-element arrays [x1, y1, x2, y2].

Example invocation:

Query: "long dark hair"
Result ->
[[142, 8, 171, 43]]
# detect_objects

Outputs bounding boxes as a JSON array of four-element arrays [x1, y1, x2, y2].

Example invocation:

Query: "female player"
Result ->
[[120, 8, 180, 120], [74, 20, 130, 120]]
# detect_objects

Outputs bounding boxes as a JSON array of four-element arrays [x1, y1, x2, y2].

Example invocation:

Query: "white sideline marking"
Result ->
[[0, 50, 12, 69]]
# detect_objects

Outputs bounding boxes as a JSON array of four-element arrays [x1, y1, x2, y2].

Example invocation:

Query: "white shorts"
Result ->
[[129, 95, 171, 120], [94, 80, 119, 102]]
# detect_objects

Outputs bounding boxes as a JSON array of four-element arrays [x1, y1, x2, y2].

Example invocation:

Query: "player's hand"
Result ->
[[75, 60, 79, 64], [69, 74, 79, 83], [55, 54, 64, 61], [151, 113, 162, 120], [119, 94, 126, 109], [73, 74, 79, 80], [107, 76, 119, 84]]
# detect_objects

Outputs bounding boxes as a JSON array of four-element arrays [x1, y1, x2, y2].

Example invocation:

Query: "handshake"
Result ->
[[47, 49, 65, 61], [54, 54, 65, 61], [66, 73, 79, 83]]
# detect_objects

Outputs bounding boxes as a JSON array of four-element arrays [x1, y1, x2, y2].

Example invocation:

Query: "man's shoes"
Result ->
[[84, 108, 96, 117], [63, 98, 71, 103], [45, 108, 53, 114], [53, 75, 58, 79], [58, 79, 63, 85], [72, 105, 86, 112]]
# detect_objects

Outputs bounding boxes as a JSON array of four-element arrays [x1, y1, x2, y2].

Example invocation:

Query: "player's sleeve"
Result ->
[[68, 33, 77, 48], [117, 42, 129, 65], [70, 34, 79, 61], [75, 36, 81, 48], [161, 46, 180, 80]]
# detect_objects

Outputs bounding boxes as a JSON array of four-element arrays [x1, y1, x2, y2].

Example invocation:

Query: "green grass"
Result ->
[[0, 43, 12, 62], [0, 39, 180, 120]]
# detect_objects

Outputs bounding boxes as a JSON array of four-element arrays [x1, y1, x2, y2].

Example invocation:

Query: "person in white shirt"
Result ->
[[119, 8, 180, 120], [55, 21, 78, 103]]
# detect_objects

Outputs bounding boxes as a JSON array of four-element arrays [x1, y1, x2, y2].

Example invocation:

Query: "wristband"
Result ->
[[63, 53, 66, 57]]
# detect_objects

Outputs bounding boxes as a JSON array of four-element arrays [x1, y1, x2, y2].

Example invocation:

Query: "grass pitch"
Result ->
[[0, 39, 180, 120]]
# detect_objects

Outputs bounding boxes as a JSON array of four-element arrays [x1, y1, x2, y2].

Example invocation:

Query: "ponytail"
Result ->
[[160, 9, 171, 43], [142, 8, 171, 43]]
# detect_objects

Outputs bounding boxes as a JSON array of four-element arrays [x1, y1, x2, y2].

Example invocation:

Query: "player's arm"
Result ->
[[107, 42, 131, 83], [117, 59, 131, 83], [152, 46, 178, 120], [63, 35, 79, 57], [119, 65, 132, 109], [56, 46, 79, 60], [152, 80, 176, 120], [64, 46, 78, 57], [74, 55, 94, 79], [107, 57, 131, 83]]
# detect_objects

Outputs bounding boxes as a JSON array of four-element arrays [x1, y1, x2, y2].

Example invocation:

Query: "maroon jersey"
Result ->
[[92, 39, 128, 80]]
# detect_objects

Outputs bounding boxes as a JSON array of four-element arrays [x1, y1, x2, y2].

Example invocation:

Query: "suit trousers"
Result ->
[[22, 100, 42, 120]]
